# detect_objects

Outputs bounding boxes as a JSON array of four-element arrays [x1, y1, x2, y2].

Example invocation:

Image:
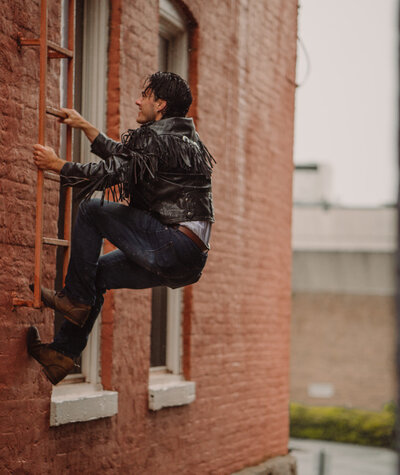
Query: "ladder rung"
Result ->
[[47, 41, 73, 59], [16, 35, 40, 48], [12, 297, 37, 308], [44, 171, 60, 182], [46, 107, 67, 119], [16, 36, 73, 59], [43, 237, 70, 247]]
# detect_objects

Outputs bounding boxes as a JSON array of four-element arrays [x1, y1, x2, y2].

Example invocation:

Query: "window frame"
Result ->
[[159, 0, 189, 79], [148, 0, 197, 410], [66, 0, 109, 384], [50, 0, 117, 426], [150, 0, 188, 376]]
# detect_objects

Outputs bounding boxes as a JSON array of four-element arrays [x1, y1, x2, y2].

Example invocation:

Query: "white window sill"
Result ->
[[148, 372, 196, 411], [50, 383, 118, 426]]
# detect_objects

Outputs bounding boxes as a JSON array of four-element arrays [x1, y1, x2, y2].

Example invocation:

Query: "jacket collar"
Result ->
[[146, 117, 197, 141]]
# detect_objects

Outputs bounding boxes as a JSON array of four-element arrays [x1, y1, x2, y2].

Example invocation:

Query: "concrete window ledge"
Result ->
[[232, 454, 297, 475], [148, 373, 195, 411], [50, 383, 118, 426]]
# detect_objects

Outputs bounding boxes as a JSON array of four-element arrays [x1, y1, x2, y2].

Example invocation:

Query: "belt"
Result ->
[[177, 225, 209, 252]]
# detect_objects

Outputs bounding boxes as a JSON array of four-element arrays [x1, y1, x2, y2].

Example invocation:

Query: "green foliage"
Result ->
[[290, 402, 396, 448]]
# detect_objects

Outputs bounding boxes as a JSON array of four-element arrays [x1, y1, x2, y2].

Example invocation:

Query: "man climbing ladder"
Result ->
[[28, 72, 215, 385]]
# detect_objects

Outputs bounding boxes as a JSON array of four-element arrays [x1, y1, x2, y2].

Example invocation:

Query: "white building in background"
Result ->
[[294, 0, 398, 207]]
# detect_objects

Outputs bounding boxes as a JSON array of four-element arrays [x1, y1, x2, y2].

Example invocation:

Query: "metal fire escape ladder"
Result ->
[[13, 0, 75, 309]]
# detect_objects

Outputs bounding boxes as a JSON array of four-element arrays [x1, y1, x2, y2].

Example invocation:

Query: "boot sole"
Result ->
[[42, 366, 66, 385], [27, 345, 60, 385]]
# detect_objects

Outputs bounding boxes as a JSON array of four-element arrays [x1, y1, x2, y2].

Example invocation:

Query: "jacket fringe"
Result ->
[[122, 126, 216, 177], [69, 123, 215, 205]]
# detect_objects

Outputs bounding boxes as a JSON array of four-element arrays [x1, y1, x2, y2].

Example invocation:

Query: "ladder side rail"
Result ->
[[33, 0, 48, 308], [62, 0, 75, 283]]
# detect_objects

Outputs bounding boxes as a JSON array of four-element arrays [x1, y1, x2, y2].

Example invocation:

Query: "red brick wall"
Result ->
[[0, 0, 298, 473]]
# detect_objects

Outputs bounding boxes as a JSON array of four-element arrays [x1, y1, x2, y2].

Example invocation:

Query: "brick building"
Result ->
[[291, 166, 396, 410], [0, 0, 298, 473]]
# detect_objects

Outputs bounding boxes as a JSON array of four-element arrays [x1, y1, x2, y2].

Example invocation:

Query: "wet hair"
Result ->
[[143, 71, 192, 118]]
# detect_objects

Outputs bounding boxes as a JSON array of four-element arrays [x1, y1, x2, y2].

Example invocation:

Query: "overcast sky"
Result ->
[[294, 0, 398, 207]]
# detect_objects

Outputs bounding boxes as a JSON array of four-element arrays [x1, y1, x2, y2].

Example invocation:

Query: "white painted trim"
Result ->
[[50, 383, 118, 426], [166, 288, 182, 374], [81, 313, 101, 384], [160, 0, 186, 32], [148, 373, 195, 411], [79, 0, 109, 380], [150, 365, 168, 373], [169, 31, 189, 80], [81, 0, 109, 164], [159, 0, 189, 80]]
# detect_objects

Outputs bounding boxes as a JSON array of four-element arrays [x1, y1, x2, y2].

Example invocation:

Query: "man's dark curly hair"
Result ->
[[143, 71, 192, 118]]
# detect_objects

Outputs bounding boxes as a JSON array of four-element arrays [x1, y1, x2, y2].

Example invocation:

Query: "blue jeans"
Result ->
[[50, 199, 207, 358]]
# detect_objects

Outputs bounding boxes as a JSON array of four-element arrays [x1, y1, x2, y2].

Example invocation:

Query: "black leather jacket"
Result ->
[[60, 117, 215, 225]]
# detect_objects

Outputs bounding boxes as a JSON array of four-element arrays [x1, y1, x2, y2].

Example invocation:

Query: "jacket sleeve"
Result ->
[[90, 132, 125, 159], [60, 152, 132, 202], [59, 133, 158, 203]]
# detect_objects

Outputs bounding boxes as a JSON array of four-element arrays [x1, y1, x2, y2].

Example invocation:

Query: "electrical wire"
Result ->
[[296, 35, 311, 88]]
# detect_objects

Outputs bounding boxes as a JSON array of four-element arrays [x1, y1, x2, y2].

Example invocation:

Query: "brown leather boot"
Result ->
[[40, 287, 91, 328], [27, 326, 76, 385]]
